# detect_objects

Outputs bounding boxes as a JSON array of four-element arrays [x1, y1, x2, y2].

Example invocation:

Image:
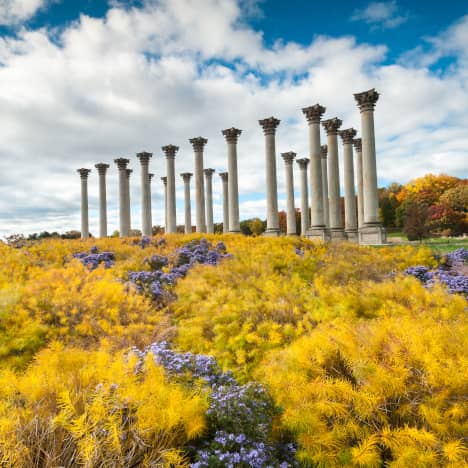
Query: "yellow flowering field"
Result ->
[[0, 235, 466, 467]]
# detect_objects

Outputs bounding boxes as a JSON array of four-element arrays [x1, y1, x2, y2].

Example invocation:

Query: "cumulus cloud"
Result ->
[[351, 1, 409, 30], [0, 0, 51, 25], [0, 0, 466, 236]]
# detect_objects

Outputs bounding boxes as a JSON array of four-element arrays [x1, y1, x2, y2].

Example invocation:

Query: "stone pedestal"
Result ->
[[204, 168, 215, 234], [189, 137, 208, 233], [162, 145, 178, 234], [137, 151, 152, 237], [259, 116, 281, 236], [222, 128, 241, 233], [296, 158, 309, 236], [77, 168, 91, 239], [219, 172, 229, 233], [95, 163, 109, 238], [181, 173, 193, 234], [114, 158, 130, 237], [358, 224, 387, 244], [281, 151, 297, 236]]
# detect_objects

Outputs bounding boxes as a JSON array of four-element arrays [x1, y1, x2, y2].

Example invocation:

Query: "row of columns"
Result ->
[[77, 88, 384, 244]]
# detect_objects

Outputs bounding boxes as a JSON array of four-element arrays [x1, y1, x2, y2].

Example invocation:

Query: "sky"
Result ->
[[0, 0, 467, 236]]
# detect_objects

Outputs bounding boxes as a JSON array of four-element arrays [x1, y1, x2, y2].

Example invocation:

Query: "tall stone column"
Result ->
[[160, 176, 167, 233], [95, 163, 109, 238], [189, 137, 208, 233], [302, 104, 329, 240], [353, 138, 364, 228], [322, 117, 345, 240], [137, 151, 152, 237], [354, 88, 386, 244], [222, 127, 241, 233], [259, 116, 280, 236], [77, 168, 91, 239], [219, 172, 229, 233], [296, 158, 309, 236], [339, 128, 358, 241], [180, 173, 193, 234], [125, 169, 133, 233], [281, 152, 297, 236], [204, 168, 215, 234], [320, 145, 330, 227], [148, 173, 154, 235], [162, 145, 178, 234], [114, 158, 130, 237]]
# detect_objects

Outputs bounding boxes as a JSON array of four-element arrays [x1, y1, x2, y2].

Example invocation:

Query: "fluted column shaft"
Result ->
[[259, 117, 280, 235], [77, 168, 91, 239], [281, 152, 297, 235], [296, 158, 309, 236], [219, 172, 229, 233], [340, 129, 358, 236], [204, 169, 215, 234], [222, 128, 241, 232], [95, 163, 109, 238], [354, 139, 364, 228], [114, 158, 130, 237], [320, 146, 330, 227], [162, 145, 178, 234], [161, 177, 167, 232], [190, 137, 207, 232], [322, 118, 343, 232], [125, 169, 132, 233], [181, 173, 192, 234], [148, 173, 154, 234], [137, 152, 152, 237]]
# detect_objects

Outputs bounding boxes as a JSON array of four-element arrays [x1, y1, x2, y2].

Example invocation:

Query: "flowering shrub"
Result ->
[[72, 246, 115, 270]]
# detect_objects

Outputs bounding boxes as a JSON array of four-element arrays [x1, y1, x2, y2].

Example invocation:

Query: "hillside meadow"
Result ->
[[0, 235, 466, 467]]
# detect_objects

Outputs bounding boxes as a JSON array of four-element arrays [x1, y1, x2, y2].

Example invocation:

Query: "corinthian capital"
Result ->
[[204, 168, 215, 177], [189, 137, 208, 152], [320, 145, 328, 159], [296, 158, 309, 169], [353, 138, 362, 152], [137, 151, 152, 164], [180, 172, 193, 182], [114, 158, 130, 170], [219, 172, 228, 182], [161, 176, 167, 185], [322, 117, 342, 135], [125, 169, 133, 179], [162, 145, 179, 158], [222, 127, 242, 143], [77, 168, 91, 179], [148, 173, 154, 182], [339, 128, 357, 144], [354, 88, 379, 112], [302, 104, 326, 124], [281, 151, 296, 164], [94, 163, 109, 175], [259, 116, 280, 135]]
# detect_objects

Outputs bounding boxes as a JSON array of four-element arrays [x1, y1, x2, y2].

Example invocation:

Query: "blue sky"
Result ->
[[0, 0, 466, 235]]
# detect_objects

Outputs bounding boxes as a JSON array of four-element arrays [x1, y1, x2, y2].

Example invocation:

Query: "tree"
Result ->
[[402, 200, 431, 241], [248, 218, 266, 236]]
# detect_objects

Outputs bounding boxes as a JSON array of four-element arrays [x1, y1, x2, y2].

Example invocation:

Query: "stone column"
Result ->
[[353, 138, 364, 229], [162, 145, 178, 234], [339, 128, 358, 241], [322, 118, 345, 240], [160, 176, 167, 233], [219, 172, 229, 233], [148, 173, 154, 235], [281, 152, 297, 236], [354, 88, 386, 244], [222, 127, 241, 233], [94, 163, 109, 238], [77, 168, 91, 239], [114, 158, 130, 237], [320, 145, 330, 227], [137, 151, 152, 237], [259, 116, 280, 236], [204, 168, 215, 234], [302, 104, 329, 240], [189, 137, 208, 232], [296, 158, 309, 236], [181, 173, 193, 234], [125, 169, 133, 233]]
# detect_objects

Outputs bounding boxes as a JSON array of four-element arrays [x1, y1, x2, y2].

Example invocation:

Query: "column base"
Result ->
[[306, 226, 331, 241], [229, 229, 241, 234], [287, 232, 299, 236], [263, 228, 281, 237], [329, 227, 346, 241], [345, 228, 359, 243], [359, 224, 387, 245]]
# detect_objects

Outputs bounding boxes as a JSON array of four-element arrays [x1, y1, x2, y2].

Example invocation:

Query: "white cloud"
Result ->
[[0, 0, 50, 25], [351, 1, 409, 30], [0, 0, 466, 237]]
